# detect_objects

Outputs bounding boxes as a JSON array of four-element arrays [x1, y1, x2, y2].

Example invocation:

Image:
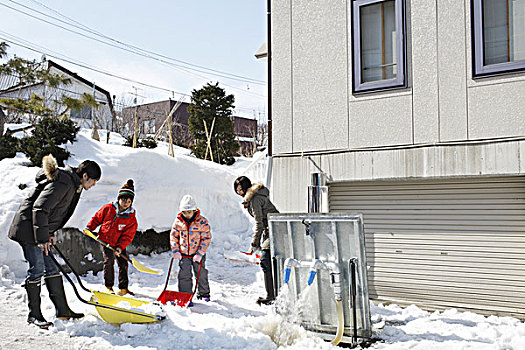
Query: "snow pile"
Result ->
[[0, 128, 254, 276], [370, 303, 525, 349], [1, 127, 525, 349]]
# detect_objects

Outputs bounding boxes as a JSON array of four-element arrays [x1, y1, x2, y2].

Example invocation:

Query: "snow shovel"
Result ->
[[224, 250, 261, 265], [157, 256, 202, 307], [50, 245, 165, 324], [83, 228, 160, 275]]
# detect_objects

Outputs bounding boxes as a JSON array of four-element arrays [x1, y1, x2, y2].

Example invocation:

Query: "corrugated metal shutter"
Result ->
[[328, 176, 525, 318]]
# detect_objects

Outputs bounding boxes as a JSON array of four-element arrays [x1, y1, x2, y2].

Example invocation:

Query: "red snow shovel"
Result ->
[[224, 250, 261, 265], [157, 255, 202, 307]]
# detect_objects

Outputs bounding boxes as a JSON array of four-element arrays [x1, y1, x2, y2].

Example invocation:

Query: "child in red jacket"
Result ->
[[86, 179, 138, 296]]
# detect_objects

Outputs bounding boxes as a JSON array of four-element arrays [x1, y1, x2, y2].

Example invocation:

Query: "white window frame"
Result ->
[[472, 0, 525, 77], [352, 0, 407, 93]]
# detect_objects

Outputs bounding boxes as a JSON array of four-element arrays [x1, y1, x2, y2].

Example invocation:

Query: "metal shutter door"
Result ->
[[328, 176, 525, 318]]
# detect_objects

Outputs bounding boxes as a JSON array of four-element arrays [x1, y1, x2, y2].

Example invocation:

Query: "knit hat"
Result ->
[[118, 179, 135, 201], [179, 194, 197, 211]]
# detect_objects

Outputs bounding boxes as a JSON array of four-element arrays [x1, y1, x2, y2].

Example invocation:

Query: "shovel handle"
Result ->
[[162, 255, 202, 298], [84, 229, 131, 262]]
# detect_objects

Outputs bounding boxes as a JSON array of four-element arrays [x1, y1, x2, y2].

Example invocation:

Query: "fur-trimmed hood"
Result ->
[[42, 154, 59, 181], [241, 182, 278, 250], [9, 154, 83, 245], [243, 182, 268, 203]]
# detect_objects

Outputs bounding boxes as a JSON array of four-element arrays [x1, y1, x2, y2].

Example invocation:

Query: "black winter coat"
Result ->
[[8, 159, 82, 245]]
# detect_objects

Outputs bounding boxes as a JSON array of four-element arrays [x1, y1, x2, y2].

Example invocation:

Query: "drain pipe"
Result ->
[[308, 259, 344, 346], [308, 173, 328, 213], [350, 258, 358, 347]]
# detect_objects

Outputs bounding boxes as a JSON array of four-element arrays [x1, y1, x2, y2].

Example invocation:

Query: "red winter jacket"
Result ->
[[86, 203, 138, 250]]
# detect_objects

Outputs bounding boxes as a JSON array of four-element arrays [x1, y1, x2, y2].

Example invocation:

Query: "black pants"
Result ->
[[260, 249, 271, 273], [101, 246, 129, 289]]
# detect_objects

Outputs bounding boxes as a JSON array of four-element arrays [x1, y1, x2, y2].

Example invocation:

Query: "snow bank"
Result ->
[[2, 127, 525, 350], [0, 128, 255, 277]]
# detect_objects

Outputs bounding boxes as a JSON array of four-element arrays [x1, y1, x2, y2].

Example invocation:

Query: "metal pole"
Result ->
[[350, 258, 358, 347]]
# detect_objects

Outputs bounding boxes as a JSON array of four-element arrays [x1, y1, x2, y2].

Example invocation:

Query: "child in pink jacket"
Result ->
[[170, 195, 212, 301]]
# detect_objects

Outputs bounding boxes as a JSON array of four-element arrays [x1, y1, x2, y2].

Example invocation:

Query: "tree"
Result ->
[[0, 42, 7, 137], [188, 82, 239, 165], [0, 42, 98, 123], [0, 42, 94, 164], [19, 116, 79, 166]]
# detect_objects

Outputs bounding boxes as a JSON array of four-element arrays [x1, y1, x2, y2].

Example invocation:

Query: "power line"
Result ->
[[0, 33, 186, 95], [2, 0, 266, 86], [26, 0, 266, 85], [0, 37, 264, 113]]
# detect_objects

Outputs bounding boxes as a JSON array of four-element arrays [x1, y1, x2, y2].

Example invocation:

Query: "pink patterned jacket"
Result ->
[[170, 209, 212, 256]]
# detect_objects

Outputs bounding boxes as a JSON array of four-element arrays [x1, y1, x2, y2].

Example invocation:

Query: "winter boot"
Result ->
[[117, 288, 134, 296], [24, 280, 53, 329], [197, 294, 211, 302], [44, 275, 84, 320], [256, 270, 276, 305]]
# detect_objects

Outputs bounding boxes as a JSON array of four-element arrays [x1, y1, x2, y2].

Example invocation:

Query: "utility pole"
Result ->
[[91, 83, 100, 141], [131, 86, 140, 148]]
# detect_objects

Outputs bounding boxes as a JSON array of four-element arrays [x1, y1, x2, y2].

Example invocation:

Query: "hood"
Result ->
[[40, 154, 59, 181], [113, 202, 136, 216], [35, 155, 80, 189], [243, 183, 268, 203]]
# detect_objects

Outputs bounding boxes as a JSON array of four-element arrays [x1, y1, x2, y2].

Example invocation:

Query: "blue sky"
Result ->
[[0, 0, 267, 119]]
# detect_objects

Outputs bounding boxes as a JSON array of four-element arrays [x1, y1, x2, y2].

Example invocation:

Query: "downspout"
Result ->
[[267, 0, 272, 157], [266, 0, 274, 192]]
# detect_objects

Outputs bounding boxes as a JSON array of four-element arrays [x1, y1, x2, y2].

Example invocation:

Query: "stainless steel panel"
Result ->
[[269, 213, 372, 339]]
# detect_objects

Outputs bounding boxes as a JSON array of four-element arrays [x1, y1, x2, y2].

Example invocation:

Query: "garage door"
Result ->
[[328, 176, 525, 318]]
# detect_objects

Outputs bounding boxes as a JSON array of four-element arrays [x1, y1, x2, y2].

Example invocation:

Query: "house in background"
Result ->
[[0, 59, 115, 129], [121, 100, 257, 156], [270, 0, 525, 318]]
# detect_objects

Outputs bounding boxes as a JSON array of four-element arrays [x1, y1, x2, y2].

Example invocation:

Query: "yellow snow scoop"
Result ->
[[91, 291, 161, 324], [50, 245, 164, 324], [83, 229, 160, 275]]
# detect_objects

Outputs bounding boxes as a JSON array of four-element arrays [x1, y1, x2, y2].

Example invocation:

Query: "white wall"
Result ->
[[271, 0, 525, 154]]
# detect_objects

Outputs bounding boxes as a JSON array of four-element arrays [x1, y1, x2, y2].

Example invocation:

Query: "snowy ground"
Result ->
[[1, 127, 524, 349]]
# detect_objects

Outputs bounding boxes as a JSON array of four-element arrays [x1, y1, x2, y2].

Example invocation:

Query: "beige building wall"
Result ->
[[271, 0, 525, 156]]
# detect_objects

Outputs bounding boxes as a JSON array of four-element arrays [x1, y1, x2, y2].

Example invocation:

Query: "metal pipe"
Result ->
[[307, 259, 342, 300], [308, 173, 328, 213], [272, 255, 279, 298], [266, 0, 272, 156], [350, 258, 358, 347], [306, 259, 344, 346], [283, 257, 300, 283]]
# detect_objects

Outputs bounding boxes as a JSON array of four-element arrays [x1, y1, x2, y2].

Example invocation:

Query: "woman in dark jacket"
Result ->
[[9, 154, 101, 329], [234, 176, 279, 305]]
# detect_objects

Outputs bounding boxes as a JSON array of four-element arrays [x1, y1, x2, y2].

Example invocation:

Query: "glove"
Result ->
[[193, 253, 203, 263], [248, 247, 254, 254], [173, 252, 182, 260]]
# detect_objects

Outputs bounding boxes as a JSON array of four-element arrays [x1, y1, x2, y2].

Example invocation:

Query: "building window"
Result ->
[[143, 119, 156, 134], [70, 106, 91, 119], [352, 0, 406, 93], [472, 0, 525, 77]]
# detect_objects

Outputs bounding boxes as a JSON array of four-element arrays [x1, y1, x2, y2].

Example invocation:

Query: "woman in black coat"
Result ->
[[9, 154, 101, 329]]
